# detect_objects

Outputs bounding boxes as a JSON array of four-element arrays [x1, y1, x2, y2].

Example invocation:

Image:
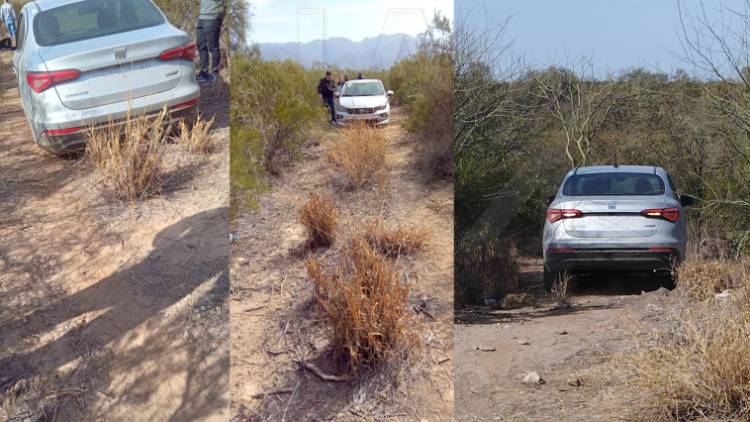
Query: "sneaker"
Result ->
[[196, 71, 210, 84]]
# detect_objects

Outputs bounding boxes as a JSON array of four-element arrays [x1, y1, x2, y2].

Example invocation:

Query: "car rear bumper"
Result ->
[[37, 101, 198, 155], [544, 248, 679, 273]]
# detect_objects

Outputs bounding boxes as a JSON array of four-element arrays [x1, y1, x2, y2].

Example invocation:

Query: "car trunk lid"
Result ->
[[560, 196, 665, 238], [39, 28, 188, 110]]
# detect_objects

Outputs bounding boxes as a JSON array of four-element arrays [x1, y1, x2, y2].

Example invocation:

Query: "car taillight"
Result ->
[[641, 208, 680, 223], [43, 127, 81, 136], [26, 69, 81, 94], [160, 43, 196, 61], [546, 209, 583, 223]]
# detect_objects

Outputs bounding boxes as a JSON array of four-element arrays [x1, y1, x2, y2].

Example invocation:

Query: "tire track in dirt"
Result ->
[[230, 109, 454, 421]]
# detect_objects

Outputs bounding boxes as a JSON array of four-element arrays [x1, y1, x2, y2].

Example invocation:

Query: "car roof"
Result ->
[[345, 79, 382, 84], [571, 165, 663, 175]]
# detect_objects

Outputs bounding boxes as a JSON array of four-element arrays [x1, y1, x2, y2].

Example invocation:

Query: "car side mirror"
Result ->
[[680, 195, 695, 207], [334, 91, 340, 98], [545, 195, 556, 206], [387, 90, 394, 96]]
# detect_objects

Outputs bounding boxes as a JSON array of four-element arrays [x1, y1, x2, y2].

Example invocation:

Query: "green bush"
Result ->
[[230, 55, 322, 214]]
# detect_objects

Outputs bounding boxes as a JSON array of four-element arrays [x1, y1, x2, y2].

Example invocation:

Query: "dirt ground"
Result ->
[[0, 52, 230, 421], [230, 110, 454, 421], [454, 258, 678, 422]]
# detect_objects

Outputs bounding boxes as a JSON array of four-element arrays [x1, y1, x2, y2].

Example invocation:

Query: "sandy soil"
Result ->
[[0, 52, 230, 421], [454, 258, 676, 422], [230, 110, 454, 421]]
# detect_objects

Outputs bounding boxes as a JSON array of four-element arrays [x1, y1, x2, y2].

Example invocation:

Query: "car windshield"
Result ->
[[34, 0, 164, 47], [342, 82, 384, 97], [562, 172, 665, 196]]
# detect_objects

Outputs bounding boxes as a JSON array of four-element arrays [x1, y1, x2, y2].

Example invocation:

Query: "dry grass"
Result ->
[[85, 108, 168, 201], [551, 272, 570, 305], [363, 219, 428, 258], [305, 237, 411, 374], [299, 193, 338, 248], [676, 258, 748, 301], [615, 260, 750, 421], [174, 115, 215, 154], [327, 123, 387, 190]]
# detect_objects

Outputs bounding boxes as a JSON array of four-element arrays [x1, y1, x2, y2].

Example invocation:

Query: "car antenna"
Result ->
[[614, 150, 619, 168]]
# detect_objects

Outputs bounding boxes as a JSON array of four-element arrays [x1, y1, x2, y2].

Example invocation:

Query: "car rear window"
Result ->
[[34, 0, 164, 47], [342, 82, 384, 97], [562, 172, 665, 196]]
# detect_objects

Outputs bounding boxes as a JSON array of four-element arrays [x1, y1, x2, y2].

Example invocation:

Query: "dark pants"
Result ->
[[324, 96, 335, 122], [196, 17, 223, 74]]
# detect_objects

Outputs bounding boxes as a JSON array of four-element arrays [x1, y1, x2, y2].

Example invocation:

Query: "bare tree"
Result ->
[[535, 60, 618, 167]]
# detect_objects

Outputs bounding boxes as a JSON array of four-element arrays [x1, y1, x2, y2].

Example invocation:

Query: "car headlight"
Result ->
[[375, 104, 387, 112]]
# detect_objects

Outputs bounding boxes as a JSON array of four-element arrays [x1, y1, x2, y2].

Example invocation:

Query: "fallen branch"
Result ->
[[294, 360, 352, 382]]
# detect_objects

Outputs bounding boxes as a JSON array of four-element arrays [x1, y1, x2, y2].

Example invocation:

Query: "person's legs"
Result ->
[[196, 20, 209, 77], [206, 17, 223, 75], [326, 97, 336, 122], [6, 20, 16, 48]]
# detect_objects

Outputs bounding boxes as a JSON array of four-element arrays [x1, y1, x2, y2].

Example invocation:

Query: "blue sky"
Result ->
[[456, 0, 748, 78], [250, 0, 454, 43]]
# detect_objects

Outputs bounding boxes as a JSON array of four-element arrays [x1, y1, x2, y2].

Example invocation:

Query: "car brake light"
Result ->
[[548, 247, 576, 253], [43, 127, 81, 137], [172, 98, 199, 111], [160, 43, 197, 61], [649, 247, 676, 253], [546, 209, 583, 223], [641, 208, 679, 223], [27, 69, 81, 93]]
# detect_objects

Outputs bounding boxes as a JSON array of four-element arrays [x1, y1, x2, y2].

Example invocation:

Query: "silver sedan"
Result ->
[[11, 0, 200, 155], [542, 165, 694, 290]]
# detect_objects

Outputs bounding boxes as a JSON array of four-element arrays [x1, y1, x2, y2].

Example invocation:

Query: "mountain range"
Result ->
[[257, 33, 418, 70]]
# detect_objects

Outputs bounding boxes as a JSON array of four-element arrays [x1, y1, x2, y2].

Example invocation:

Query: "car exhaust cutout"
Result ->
[[27, 69, 81, 94], [546, 209, 583, 223], [641, 208, 680, 223], [160, 43, 197, 61]]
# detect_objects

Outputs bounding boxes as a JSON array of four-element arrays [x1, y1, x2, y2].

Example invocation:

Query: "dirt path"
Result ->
[[230, 109, 454, 421], [0, 52, 230, 421], [454, 258, 673, 421]]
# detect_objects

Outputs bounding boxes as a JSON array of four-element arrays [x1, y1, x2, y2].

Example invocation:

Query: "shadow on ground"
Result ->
[[0, 208, 229, 421]]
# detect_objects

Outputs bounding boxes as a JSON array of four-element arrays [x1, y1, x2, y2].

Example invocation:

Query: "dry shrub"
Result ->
[[455, 239, 520, 306], [550, 271, 570, 305], [363, 219, 428, 258], [327, 122, 387, 190], [85, 108, 168, 201], [305, 237, 410, 374], [174, 115, 215, 154], [676, 259, 748, 301], [617, 264, 750, 421], [299, 193, 338, 247]]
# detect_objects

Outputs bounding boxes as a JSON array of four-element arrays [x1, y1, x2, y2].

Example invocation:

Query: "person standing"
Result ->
[[0, 0, 16, 50], [196, 0, 225, 85], [317, 71, 337, 124]]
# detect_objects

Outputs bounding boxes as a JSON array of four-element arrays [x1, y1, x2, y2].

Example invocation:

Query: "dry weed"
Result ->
[[299, 193, 338, 247], [327, 122, 387, 190], [363, 219, 428, 258], [676, 258, 747, 301], [616, 261, 750, 421], [85, 108, 168, 201], [551, 272, 570, 305], [174, 115, 215, 154], [305, 237, 410, 374]]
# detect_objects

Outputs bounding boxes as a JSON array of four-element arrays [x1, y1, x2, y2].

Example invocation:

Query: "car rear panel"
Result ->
[[39, 26, 188, 110], [558, 196, 666, 238]]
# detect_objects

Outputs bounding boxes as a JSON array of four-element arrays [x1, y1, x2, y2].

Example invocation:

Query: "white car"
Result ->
[[334, 79, 393, 126]]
